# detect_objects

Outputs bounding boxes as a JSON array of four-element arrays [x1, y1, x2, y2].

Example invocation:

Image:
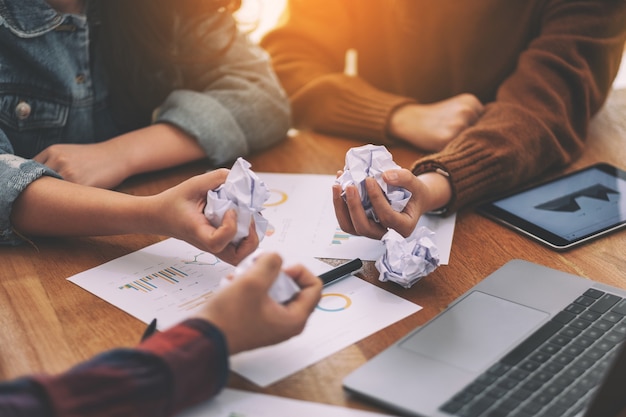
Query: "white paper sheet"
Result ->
[[67, 238, 420, 387], [230, 274, 421, 387], [177, 388, 396, 417], [257, 173, 455, 264], [67, 238, 332, 331]]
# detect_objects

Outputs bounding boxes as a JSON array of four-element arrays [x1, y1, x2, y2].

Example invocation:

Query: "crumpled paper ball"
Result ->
[[221, 249, 300, 304], [375, 227, 440, 288], [204, 157, 270, 245], [335, 144, 411, 222]]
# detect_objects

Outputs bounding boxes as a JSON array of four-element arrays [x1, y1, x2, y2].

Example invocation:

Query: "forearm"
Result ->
[[263, 0, 409, 143], [112, 123, 206, 179], [412, 105, 554, 214], [10, 176, 156, 237], [414, 1, 626, 213], [0, 320, 228, 417], [289, 74, 413, 143], [156, 14, 290, 166]]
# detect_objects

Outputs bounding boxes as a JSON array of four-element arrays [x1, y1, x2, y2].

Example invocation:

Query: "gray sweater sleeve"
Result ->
[[0, 131, 60, 245], [155, 13, 291, 167]]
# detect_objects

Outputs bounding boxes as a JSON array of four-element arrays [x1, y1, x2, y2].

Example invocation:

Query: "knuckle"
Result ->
[[205, 241, 225, 253], [338, 220, 356, 235], [353, 222, 376, 238]]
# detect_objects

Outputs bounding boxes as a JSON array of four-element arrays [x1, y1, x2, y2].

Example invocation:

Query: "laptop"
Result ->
[[343, 259, 626, 417]]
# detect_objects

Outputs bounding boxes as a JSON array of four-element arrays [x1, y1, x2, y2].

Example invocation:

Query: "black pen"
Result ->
[[319, 258, 363, 286], [140, 318, 158, 342]]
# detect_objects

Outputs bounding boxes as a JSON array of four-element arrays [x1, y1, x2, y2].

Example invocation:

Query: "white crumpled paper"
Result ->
[[204, 157, 270, 245], [375, 227, 440, 289], [336, 145, 440, 287], [221, 249, 300, 304], [335, 144, 411, 222]]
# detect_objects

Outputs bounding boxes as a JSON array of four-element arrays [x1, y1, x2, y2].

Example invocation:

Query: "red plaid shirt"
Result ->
[[0, 319, 228, 417]]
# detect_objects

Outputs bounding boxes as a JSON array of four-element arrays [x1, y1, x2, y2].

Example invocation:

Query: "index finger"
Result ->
[[332, 184, 357, 235], [284, 263, 322, 290], [345, 179, 386, 239], [197, 168, 230, 190], [200, 209, 239, 253], [283, 264, 322, 314]]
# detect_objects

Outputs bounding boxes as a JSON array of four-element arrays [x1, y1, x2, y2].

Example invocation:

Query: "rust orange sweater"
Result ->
[[261, 0, 626, 212]]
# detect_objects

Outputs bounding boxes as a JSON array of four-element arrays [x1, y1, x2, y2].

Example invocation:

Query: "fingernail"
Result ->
[[385, 171, 398, 181]]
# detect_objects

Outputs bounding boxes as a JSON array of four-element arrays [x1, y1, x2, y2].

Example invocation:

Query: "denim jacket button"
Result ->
[[15, 101, 32, 120]]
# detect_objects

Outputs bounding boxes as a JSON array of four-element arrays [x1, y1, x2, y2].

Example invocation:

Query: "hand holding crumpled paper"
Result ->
[[204, 157, 270, 245], [335, 144, 412, 222], [337, 144, 441, 288], [221, 248, 300, 304]]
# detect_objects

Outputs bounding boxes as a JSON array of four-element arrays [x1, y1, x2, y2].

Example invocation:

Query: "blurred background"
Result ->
[[236, 0, 626, 89], [236, 0, 286, 43]]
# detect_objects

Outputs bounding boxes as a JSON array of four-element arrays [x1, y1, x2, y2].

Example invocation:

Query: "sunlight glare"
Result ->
[[236, 0, 287, 43]]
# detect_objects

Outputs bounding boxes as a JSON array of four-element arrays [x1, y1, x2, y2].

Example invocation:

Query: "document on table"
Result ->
[[230, 274, 420, 386], [67, 238, 421, 387], [66, 238, 332, 331], [257, 173, 455, 264], [177, 388, 396, 417]]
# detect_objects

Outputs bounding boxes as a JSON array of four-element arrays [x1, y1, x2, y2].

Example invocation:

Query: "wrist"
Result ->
[[387, 103, 414, 140], [120, 124, 206, 177], [415, 169, 452, 215], [134, 195, 163, 235]]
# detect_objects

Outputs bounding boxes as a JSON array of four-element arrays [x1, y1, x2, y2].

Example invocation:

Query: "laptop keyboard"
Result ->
[[440, 288, 626, 417]]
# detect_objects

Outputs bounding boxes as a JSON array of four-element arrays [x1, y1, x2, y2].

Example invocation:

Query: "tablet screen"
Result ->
[[478, 163, 626, 249]]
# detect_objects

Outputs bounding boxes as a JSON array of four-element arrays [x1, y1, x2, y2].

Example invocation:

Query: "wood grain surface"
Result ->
[[1, 88, 625, 415]]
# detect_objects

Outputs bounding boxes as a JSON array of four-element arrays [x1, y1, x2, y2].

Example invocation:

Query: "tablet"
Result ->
[[477, 163, 626, 250]]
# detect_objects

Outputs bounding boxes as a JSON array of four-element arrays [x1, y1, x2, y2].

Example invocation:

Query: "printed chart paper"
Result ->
[[257, 173, 455, 264], [67, 238, 332, 331], [177, 389, 396, 417], [230, 274, 421, 387], [68, 238, 421, 387]]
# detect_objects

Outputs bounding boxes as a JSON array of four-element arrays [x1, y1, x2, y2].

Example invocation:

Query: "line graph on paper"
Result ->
[[68, 239, 235, 329]]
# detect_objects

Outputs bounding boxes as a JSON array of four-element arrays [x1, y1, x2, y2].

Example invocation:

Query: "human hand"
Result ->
[[388, 93, 484, 152], [148, 169, 259, 265], [197, 252, 322, 354], [33, 141, 131, 189], [332, 168, 451, 239]]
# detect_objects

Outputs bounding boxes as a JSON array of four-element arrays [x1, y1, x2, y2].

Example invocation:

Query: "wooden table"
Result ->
[[1, 88, 625, 415]]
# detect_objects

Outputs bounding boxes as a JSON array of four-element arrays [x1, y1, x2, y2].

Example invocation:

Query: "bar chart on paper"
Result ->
[[119, 266, 190, 292], [68, 239, 235, 330]]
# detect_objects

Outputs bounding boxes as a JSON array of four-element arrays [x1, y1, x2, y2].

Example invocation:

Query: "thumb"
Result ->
[[382, 169, 411, 185], [238, 251, 284, 294]]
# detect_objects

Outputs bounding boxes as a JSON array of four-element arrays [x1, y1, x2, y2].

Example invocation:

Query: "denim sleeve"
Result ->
[[0, 130, 60, 245], [155, 12, 291, 167]]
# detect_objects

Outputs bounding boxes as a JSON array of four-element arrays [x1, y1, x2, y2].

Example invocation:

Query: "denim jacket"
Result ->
[[0, 0, 290, 244]]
